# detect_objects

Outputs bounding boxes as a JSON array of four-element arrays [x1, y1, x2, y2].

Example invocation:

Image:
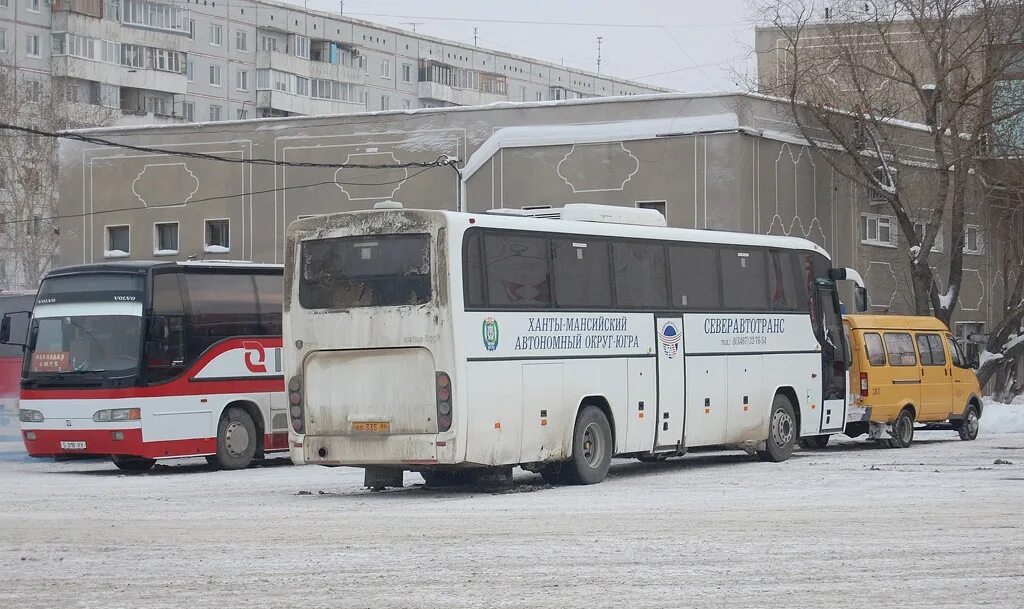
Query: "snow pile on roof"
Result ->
[[982, 398, 1024, 434]]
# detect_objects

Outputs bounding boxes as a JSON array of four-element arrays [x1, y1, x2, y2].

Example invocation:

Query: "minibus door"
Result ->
[[654, 316, 685, 451], [815, 282, 848, 433]]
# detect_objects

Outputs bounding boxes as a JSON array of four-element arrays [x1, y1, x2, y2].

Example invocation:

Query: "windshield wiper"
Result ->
[[54, 369, 108, 375]]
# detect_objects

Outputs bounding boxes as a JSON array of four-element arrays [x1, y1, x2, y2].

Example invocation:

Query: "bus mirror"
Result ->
[[0, 315, 10, 343], [855, 286, 868, 312]]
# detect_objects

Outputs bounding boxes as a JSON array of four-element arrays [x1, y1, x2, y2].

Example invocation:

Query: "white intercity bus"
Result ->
[[283, 204, 866, 487]]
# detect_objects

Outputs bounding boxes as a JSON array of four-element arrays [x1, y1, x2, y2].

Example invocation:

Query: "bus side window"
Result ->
[[483, 233, 550, 308], [551, 237, 612, 309], [186, 273, 259, 358], [668, 245, 720, 309], [768, 250, 803, 311], [721, 248, 768, 310], [255, 274, 283, 336], [463, 230, 486, 308], [612, 241, 668, 309]]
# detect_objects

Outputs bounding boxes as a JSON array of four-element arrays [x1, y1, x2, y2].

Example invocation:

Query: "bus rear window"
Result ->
[[300, 234, 431, 309]]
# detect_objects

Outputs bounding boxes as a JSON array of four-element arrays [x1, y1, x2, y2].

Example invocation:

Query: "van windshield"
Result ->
[[299, 234, 431, 309]]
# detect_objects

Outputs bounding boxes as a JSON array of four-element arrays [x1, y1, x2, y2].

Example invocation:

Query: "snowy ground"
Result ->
[[1, 411, 1023, 608]]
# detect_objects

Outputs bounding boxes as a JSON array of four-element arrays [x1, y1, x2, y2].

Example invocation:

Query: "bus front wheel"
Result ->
[[111, 455, 156, 472], [213, 408, 258, 470], [757, 395, 797, 462], [561, 405, 613, 485]]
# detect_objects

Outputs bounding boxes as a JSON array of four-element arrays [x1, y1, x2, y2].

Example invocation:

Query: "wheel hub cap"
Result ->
[[772, 410, 793, 446], [582, 423, 604, 468], [224, 421, 250, 458]]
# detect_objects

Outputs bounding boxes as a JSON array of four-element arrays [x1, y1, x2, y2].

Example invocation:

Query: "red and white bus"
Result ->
[[0, 291, 35, 436], [0, 261, 287, 471]]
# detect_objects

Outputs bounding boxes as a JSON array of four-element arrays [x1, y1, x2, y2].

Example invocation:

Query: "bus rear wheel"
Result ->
[[561, 405, 613, 485], [887, 409, 915, 449], [213, 408, 258, 470], [757, 395, 797, 462], [111, 455, 156, 472]]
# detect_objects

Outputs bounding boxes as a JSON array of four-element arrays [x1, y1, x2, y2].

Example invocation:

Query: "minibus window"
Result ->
[[864, 332, 886, 366], [917, 334, 945, 366], [883, 333, 917, 366]]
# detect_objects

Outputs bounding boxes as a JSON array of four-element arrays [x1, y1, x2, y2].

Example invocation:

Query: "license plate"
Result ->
[[351, 421, 390, 433], [60, 441, 86, 450]]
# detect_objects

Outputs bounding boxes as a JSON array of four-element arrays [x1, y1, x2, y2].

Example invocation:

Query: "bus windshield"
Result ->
[[299, 234, 431, 309], [26, 273, 144, 377]]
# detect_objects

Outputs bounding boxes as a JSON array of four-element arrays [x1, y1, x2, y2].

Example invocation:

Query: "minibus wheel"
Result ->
[[757, 395, 797, 462], [213, 408, 258, 470], [957, 405, 980, 441], [887, 409, 915, 448], [111, 455, 156, 472], [562, 406, 613, 485]]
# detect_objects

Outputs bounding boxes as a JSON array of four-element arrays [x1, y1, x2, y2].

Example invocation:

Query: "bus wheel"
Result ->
[[797, 434, 831, 450], [887, 409, 915, 448], [957, 405, 980, 441], [562, 406, 613, 485], [757, 395, 797, 462], [111, 455, 156, 472], [214, 408, 258, 470]]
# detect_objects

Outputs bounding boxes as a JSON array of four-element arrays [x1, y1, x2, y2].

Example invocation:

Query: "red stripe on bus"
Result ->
[[22, 428, 217, 459]]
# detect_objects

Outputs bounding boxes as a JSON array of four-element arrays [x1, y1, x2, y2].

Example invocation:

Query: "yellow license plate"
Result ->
[[352, 421, 390, 433]]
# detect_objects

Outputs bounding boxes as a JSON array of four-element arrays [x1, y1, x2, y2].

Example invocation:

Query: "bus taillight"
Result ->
[[288, 375, 304, 433], [860, 372, 869, 398], [436, 372, 452, 432]]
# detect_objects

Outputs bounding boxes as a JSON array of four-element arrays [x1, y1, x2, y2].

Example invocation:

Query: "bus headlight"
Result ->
[[93, 408, 141, 422], [19, 409, 44, 423]]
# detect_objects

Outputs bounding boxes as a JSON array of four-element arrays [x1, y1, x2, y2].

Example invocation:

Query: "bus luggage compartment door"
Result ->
[[654, 317, 685, 451]]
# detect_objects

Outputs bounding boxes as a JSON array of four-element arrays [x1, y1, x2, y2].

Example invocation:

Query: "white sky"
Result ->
[[288, 0, 758, 92]]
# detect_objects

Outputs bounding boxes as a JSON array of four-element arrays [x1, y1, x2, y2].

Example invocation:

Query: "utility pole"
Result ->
[[339, 0, 343, 15], [473, 27, 478, 46], [404, 21, 420, 33], [597, 36, 603, 74]]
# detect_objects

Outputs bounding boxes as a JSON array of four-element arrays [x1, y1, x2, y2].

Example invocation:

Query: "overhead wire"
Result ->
[[0, 165, 439, 228], [346, 13, 734, 29], [0, 123, 457, 170]]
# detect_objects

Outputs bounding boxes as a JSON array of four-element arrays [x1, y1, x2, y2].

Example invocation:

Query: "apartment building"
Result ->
[[0, 0, 665, 125]]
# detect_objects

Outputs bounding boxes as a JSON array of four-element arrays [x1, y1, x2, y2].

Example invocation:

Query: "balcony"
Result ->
[[52, 0, 104, 18], [256, 90, 364, 117], [256, 51, 365, 85], [417, 81, 506, 107], [52, 56, 186, 95], [117, 110, 187, 126]]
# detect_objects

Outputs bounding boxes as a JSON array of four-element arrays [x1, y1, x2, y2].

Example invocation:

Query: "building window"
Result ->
[[26, 34, 40, 58], [209, 105, 222, 121], [294, 35, 309, 59], [380, 58, 390, 78], [402, 99, 411, 110], [536, 91, 543, 101], [236, 70, 248, 91], [188, 19, 195, 40], [186, 60, 193, 81], [28, 0, 40, 12], [105, 225, 130, 257], [861, 213, 896, 247], [154, 222, 179, 255], [964, 224, 984, 254], [913, 220, 943, 253], [236, 108, 247, 120], [209, 65, 221, 87], [295, 76, 308, 96], [236, 30, 248, 52], [636, 200, 667, 220], [380, 95, 389, 111], [520, 86, 527, 102], [402, 63, 411, 83], [182, 101, 194, 122], [205, 219, 230, 252], [0, 29, 7, 53], [955, 321, 986, 363], [261, 35, 277, 53], [210, 24, 223, 47]]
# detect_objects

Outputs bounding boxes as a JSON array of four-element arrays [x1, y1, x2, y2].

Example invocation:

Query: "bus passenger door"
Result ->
[[815, 283, 847, 433], [654, 317, 685, 451]]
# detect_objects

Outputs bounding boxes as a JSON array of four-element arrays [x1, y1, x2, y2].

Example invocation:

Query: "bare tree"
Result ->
[[754, 0, 1024, 389], [0, 62, 118, 291]]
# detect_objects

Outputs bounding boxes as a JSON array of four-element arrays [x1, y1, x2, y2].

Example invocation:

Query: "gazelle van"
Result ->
[[842, 315, 982, 448]]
